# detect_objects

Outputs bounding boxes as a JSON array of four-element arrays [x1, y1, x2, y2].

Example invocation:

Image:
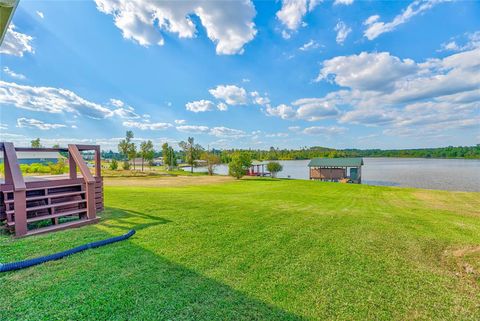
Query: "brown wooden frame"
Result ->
[[0, 142, 103, 237]]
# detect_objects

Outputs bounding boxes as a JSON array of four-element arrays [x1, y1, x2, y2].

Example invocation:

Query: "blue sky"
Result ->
[[0, 0, 479, 151]]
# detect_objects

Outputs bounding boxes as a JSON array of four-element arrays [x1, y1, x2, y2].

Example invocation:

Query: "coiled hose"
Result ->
[[0, 229, 135, 273]]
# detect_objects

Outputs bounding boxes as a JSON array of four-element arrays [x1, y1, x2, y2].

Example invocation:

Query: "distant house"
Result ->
[[0, 151, 66, 165], [308, 158, 363, 183]]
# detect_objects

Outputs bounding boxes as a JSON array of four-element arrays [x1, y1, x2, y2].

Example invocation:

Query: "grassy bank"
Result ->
[[1, 178, 479, 320]]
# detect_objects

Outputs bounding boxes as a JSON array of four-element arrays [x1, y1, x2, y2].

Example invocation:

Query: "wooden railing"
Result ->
[[0, 142, 103, 237]]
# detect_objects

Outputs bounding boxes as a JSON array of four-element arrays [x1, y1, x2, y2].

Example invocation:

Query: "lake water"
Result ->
[[185, 158, 480, 192]]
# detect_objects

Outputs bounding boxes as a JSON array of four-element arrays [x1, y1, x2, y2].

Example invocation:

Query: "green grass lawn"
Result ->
[[1, 178, 480, 320]]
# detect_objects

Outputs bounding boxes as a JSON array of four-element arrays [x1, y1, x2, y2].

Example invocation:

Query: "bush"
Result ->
[[48, 161, 66, 175], [228, 153, 252, 179], [123, 161, 130, 170], [267, 161, 283, 178], [110, 159, 118, 170]]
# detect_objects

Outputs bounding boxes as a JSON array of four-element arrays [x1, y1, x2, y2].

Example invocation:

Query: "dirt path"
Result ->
[[104, 175, 234, 187]]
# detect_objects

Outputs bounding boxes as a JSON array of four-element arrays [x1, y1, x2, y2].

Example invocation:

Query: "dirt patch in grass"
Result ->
[[443, 245, 480, 286], [413, 190, 480, 217], [104, 175, 234, 187]]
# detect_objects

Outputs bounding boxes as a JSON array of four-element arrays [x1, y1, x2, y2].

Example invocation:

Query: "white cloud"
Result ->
[[122, 120, 172, 130], [363, 15, 379, 26], [242, 78, 250, 83], [250, 91, 270, 106], [2, 67, 26, 80], [265, 104, 296, 120], [266, 98, 340, 122], [174, 119, 186, 125], [17, 118, 67, 130], [185, 99, 215, 112], [176, 124, 246, 138], [0, 123, 8, 130], [303, 126, 347, 135], [0, 24, 34, 57], [209, 85, 248, 105], [0, 81, 145, 120], [265, 132, 289, 138], [364, 0, 447, 40], [112, 106, 141, 119], [316, 51, 417, 91], [176, 125, 210, 134], [276, 0, 319, 35], [299, 39, 321, 51], [109, 98, 124, 107], [313, 48, 480, 136], [334, 0, 353, 5], [217, 102, 228, 111], [288, 126, 301, 132], [293, 98, 341, 121], [334, 21, 351, 45], [209, 126, 246, 138], [94, 0, 257, 55], [0, 81, 115, 119], [36, 11, 45, 19], [440, 31, 480, 52]]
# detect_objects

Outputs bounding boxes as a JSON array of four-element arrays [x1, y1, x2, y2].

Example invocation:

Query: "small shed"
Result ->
[[308, 158, 363, 183]]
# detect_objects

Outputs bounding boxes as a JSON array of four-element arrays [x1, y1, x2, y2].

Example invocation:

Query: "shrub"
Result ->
[[123, 161, 130, 170], [48, 160, 66, 175], [267, 161, 283, 178], [110, 159, 118, 170], [228, 153, 252, 179]]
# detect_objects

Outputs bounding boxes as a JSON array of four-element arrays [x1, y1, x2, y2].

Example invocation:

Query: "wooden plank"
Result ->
[[21, 217, 99, 238], [3, 142, 26, 191], [68, 145, 95, 183], [26, 179, 84, 190], [6, 199, 86, 214], [5, 191, 86, 203], [27, 208, 87, 224]]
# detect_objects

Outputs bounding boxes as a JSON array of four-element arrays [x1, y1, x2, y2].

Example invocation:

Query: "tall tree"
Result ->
[[118, 130, 135, 170], [179, 137, 203, 173], [162, 143, 177, 171], [140, 140, 154, 171], [228, 152, 252, 179], [31, 138, 42, 148], [201, 152, 221, 176]]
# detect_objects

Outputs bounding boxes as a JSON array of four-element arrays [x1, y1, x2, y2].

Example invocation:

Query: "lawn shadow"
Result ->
[[100, 207, 172, 232], [0, 224, 305, 321]]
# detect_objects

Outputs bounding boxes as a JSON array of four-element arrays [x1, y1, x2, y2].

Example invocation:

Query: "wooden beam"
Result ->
[[3, 142, 27, 236], [68, 144, 96, 219], [68, 145, 95, 183], [2, 142, 26, 190]]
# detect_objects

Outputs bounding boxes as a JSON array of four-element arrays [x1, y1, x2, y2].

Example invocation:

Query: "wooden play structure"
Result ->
[[0, 142, 103, 237], [308, 158, 363, 183]]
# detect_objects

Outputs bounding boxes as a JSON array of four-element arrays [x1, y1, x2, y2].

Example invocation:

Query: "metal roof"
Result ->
[[0, 0, 19, 45], [308, 157, 363, 167]]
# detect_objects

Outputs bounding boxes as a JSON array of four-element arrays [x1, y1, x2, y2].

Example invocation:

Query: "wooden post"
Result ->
[[3, 142, 27, 236], [68, 144, 96, 220], [69, 153, 77, 179], [94, 146, 101, 178]]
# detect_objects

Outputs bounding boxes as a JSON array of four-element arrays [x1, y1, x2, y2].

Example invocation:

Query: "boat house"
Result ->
[[308, 158, 363, 183], [247, 161, 270, 176]]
